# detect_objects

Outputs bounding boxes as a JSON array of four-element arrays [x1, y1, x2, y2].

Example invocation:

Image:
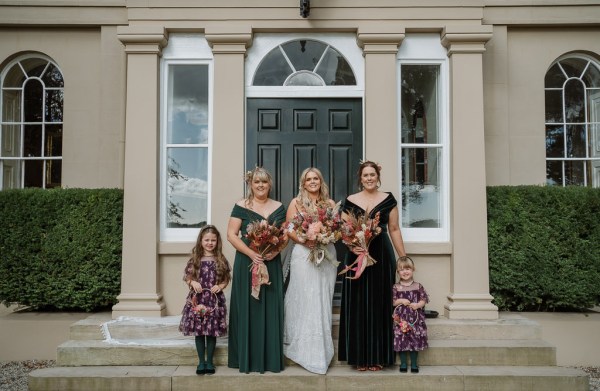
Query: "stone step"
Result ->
[[68, 312, 542, 341], [29, 365, 589, 391], [56, 338, 556, 367]]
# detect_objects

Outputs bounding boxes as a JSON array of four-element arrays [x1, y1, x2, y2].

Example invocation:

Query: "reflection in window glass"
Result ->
[[166, 147, 208, 228], [253, 39, 356, 87], [1, 56, 63, 189], [401, 147, 441, 228], [400, 64, 442, 229], [545, 56, 600, 187], [167, 65, 209, 145]]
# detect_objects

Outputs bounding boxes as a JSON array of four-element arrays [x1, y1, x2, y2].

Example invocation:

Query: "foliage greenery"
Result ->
[[0, 188, 123, 311], [487, 186, 600, 311]]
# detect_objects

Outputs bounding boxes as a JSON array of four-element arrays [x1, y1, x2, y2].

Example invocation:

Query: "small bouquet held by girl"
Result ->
[[245, 219, 288, 300], [288, 202, 342, 266], [337, 210, 382, 280]]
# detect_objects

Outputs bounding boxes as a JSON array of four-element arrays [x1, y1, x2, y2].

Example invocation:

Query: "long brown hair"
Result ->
[[189, 225, 230, 285]]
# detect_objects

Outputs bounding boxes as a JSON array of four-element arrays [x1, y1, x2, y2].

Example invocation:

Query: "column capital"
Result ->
[[356, 29, 405, 55], [117, 25, 168, 54], [441, 25, 493, 55], [205, 29, 253, 54]]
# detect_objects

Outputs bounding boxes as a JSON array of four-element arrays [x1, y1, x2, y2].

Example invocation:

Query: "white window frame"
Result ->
[[397, 34, 450, 242], [160, 34, 214, 241]]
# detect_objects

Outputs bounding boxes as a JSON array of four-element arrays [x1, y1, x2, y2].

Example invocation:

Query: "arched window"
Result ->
[[253, 39, 356, 86], [1, 54, 63, 189], [545, 55, 600, 187]]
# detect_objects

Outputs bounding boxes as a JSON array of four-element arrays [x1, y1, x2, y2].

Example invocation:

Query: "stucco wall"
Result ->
[[484, 26, 600, 186], [0, 27, 126, 189]]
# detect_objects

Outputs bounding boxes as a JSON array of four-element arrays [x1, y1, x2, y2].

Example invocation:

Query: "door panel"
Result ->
[[247, 98, 362, 207]]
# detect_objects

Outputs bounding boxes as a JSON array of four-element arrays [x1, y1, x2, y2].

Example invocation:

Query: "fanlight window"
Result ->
[[253, 39, 356, 86]]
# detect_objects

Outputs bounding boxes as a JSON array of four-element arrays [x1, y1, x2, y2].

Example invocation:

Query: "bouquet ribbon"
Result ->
[[309, 244, 340, 267], [250, 261, 271, 300], [338, 250, 377, 280]]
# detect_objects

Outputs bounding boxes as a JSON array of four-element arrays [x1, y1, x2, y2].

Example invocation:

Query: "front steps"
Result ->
[[29, 312, 590, 391]]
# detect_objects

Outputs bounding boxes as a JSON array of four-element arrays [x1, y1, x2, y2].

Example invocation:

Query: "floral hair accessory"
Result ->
[[359, 159, 382, 172]]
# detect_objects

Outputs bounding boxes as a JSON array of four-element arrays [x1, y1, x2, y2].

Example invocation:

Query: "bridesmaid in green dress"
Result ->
[[227, 167, 287, 373]]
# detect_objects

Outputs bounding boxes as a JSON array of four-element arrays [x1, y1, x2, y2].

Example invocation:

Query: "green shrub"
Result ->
[[487, 186, 600, 311], [0, 188, 123, 311]]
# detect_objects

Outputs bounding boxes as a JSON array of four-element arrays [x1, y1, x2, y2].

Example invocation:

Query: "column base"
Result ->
[[444, 293, 499, 320], [111, 293, 166, 319]]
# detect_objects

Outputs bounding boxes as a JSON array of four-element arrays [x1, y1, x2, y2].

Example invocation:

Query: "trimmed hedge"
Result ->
[[487, 186, 600, 311], [0, 188, 123, 311]]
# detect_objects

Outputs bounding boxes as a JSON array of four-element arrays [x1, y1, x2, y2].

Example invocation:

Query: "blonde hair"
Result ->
[[295, 167, 330, 209], [244, 167, 273, 208], [395, 255, 415, 283]]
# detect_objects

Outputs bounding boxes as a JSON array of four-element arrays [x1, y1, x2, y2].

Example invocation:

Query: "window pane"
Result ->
[[2, 90, 22, 122], [45, 125, 62, 157], [565, 160, 585, 185], [564, 79, 586, 123], [41, 63, 64, 88], [401, 64, 440, 144], [589, 90, 600, 126], [46, 159, 61, 188], [544, 90, 563, 123], [281, 40, 326, 72], [546, 160, 563, 186], [45, 90, 63, 122], [167, 65, 209, 145], [590, 123, 600, 158], [560, 58, 588, 78], [24, 125, 42, 157], [401, 147, 441, 228], [20, 58, 47, 78], [315, 47, 356, 86], [3, 64, 26, 88], [1, 124, 21, 157], [24, 79, 43, 122], [545, 63, 566, 88], [24, 159, 43, 187], [166, 147, 208, 228], [2, 160, 21, 189], [546, 125, 564, 158], [566, 124, 586, 158], [285, 71, 324, 86], [253, 48, 293, 86]]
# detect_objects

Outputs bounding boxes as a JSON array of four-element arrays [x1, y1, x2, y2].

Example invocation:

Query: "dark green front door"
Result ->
[[246, 98, 362, 207]]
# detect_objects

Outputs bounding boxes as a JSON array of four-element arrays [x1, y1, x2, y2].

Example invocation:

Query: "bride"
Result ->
[[283, 167, 338, 374]]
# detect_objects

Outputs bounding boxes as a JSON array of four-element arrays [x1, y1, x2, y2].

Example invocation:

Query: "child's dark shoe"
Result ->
[[411, 366, 419, 374], [399, 365, 407, 373], [205, 363, 215, 375], [196, 363, 205, 375]]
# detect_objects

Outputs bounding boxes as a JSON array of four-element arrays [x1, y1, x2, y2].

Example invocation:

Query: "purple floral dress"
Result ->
[[392, 282, 429, 352], [179, 256, 229, 337]]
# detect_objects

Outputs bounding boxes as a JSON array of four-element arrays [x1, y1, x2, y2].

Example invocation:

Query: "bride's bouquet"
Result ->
[[245, 219, 288, 300], [288, 203, 342, 266], [337, 210, 382, 280]]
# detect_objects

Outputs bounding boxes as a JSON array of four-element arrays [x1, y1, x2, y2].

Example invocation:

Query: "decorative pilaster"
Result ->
[[112, 26, 167, 318], [442, 25, 498, 319], [205, 29, 253, 244], [356, 29, 405, 189]]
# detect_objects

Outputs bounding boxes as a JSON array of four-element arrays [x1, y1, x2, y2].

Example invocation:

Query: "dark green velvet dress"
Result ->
[[338, 192, 398, 367], [227, 203, 286, 373]]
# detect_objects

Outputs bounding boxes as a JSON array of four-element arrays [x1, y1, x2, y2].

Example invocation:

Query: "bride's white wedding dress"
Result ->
[[283, 243, 337, 374]]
